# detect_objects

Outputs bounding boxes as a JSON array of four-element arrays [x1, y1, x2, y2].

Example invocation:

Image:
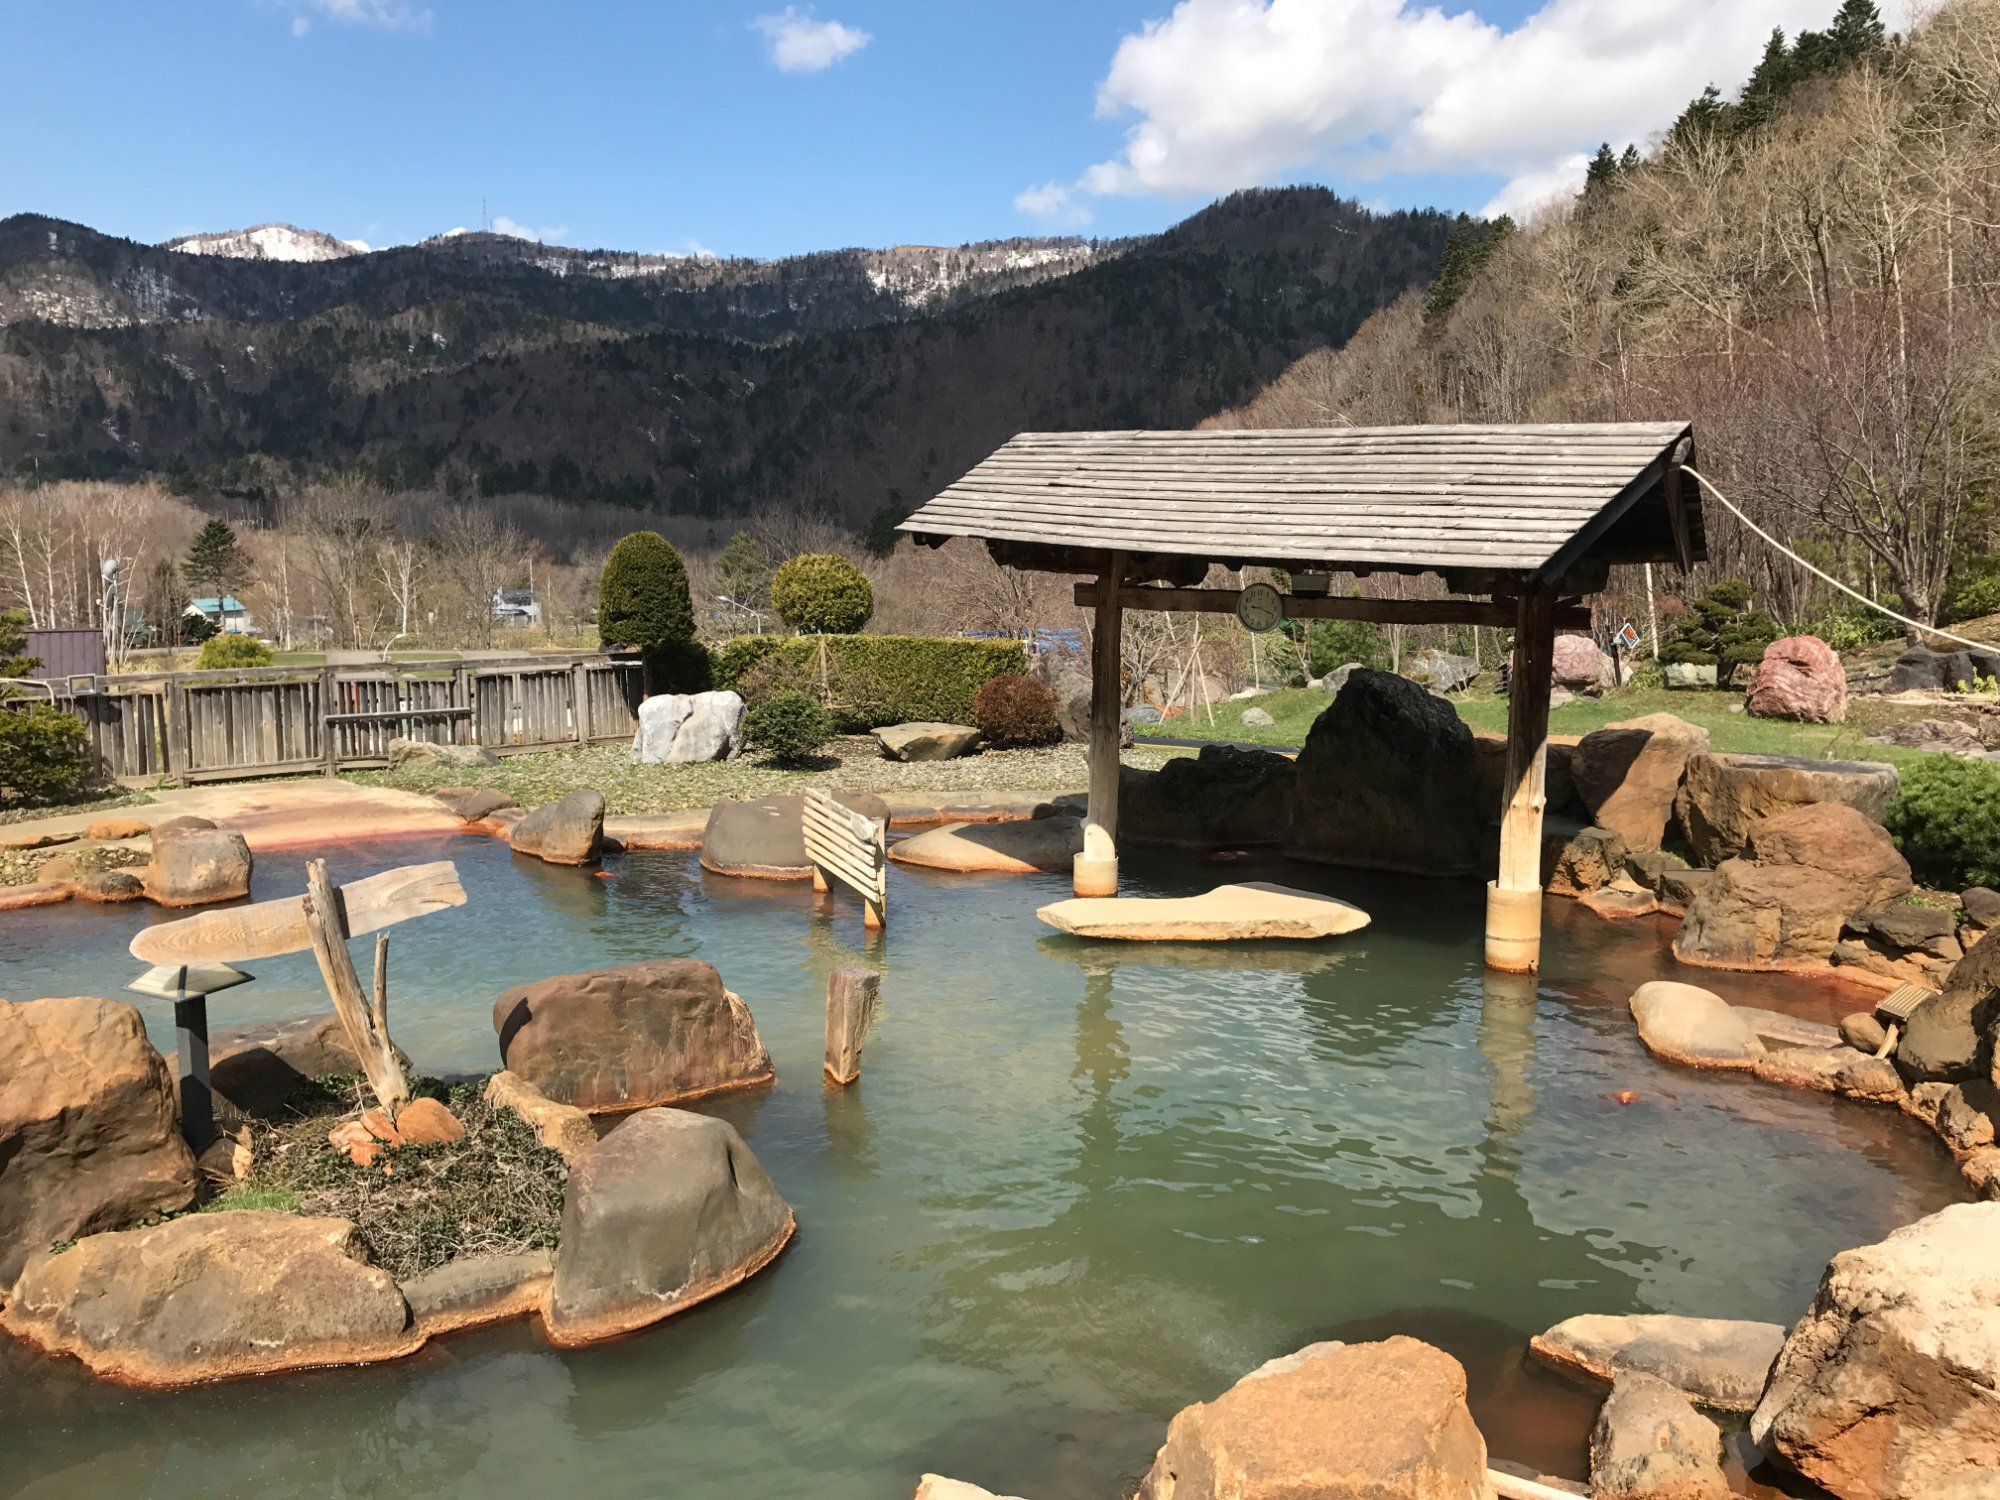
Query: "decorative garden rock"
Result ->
[[1655, 866, 1714, 915], [1037, 883, 1370, 942], [1404, 646, 1479, 693], [1732, 1006, 1842, 1050], [1895, 926, 2000, 1085], [1887, 644, 2000, 694], [1589, 1372, 1729, 1500], [1965, 887, 2000, 930], [1529, 1314, 1787, 1412], [889, 815, 1083, 874], [1673, 752, 1898, 864], [1121, 743, 1297, 850], [401, 1249, 553, 1338], [0, 997, 199, 1288], [672, 691, 745, 763], [1628, 982, 1766, 1070], [1745, 635, 1848, 723], [508, 790, 606, 866], [1752, 1202, 2000, 1499], [83, 817, 150, 841], [1548, 826, 1627, 896], [544, 1108, 794, 1347], [1663, 662, 1717, 689], [142, 826, 253, 907], [1674, 804, 1912, 972], [493, 958, 773, 1113], [701, 791, 889, 878], [386, 738, 500, 770], [207, 1012, 407, 1118], [874, 722, 981, 762], [1841, 1011, 1890, 1053], [1288, 669, 1485, 877], [75, 869, 144, 903], [1135, 1336, 1487, 1500], [1551, 633, 1612, 692], [433, 786, 519, 823], [483, 1070, 597, 1160], [1239, 706, 1277, 728], [1569, 713, 1709, 850], [0, 1211, 421, 1385]]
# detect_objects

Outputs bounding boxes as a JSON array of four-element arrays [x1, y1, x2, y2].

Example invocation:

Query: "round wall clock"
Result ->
[[1234, 582, 1284, 633]]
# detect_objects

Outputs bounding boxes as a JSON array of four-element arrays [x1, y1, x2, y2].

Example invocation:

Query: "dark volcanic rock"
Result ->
[[1121, 743, 1296, 849]]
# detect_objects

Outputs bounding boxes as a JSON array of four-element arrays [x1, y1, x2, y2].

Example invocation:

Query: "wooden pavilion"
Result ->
[[899, 422, 1704, 973]]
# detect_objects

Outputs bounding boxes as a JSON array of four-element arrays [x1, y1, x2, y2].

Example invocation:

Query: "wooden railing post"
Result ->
[[1487, 587, 1556, 973], [318, 666, 339, 775]]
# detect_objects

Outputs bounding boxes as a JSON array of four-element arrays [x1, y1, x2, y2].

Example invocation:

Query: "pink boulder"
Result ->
[[1746, 636, 1847, 724], [1552, 634, 1613, 692]]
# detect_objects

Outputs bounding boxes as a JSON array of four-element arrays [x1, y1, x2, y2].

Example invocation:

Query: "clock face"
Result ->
[[1235, 582, 1284, 633]]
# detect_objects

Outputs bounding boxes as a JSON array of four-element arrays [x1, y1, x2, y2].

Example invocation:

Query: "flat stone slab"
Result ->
[[401, 1249, 553, 1337], [604, 810, 708, 850], [1629, 981, 1766, 1070], [889, 814, 1083, 874], [1530, 1313, 1788, 1412], [874, 722, 981, 762], [1037, 882, 1371, 941], [1732, 1006, 1842, 1050]]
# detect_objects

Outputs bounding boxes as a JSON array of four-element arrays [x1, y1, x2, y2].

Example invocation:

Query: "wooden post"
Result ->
[[162, 673, 184, 779], [1487, 587, 1556, 973], [1075, 550, 1126, 897], [301, 858, 410, 1115], [824, 967, 879, 1085], [570, 661, 589, 745], [318, 666, 339, 775]]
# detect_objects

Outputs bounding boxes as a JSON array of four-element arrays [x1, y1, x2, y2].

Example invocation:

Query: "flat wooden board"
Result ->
[[130, 860, 467, 965]]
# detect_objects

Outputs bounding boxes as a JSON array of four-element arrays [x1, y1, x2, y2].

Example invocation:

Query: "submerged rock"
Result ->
[[1136, 1337, 1487, 1500], [912, 1478, 1026, 1500], [1752, 1202, 2000, 1499], [889, 815, 1083, 874], [400, 1249, 552, 1338], [493, 958, 773, 1114], [1037, 883, 1370, 942], [544, 1108, 794, 1347], [1629, 982, 1767, 1071], [0, 997, 198, 1289], [0, 1211, 420, 1385], [508, 790, 606, 866], [1529, 1313, 1787, 1412], [1589, 1372, 1729, 1500]]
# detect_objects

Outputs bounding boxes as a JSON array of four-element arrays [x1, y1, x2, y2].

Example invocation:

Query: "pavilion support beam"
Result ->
[[1486, 586, 1556, 973], [1076, 550, 1127, 897]]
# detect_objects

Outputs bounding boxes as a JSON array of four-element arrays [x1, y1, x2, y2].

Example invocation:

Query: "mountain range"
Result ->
[[0, 192, 1455, 546]]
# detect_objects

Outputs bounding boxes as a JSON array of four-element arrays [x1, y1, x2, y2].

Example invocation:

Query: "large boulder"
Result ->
[[1590, 1372, 1729, 1500], [874, 722, 981, 762], [142, 826, 252, 907], [0, 1210, 421, 1384], [1629, 981, 1766, 1070], [889, 815, 1083, 874], [1288, 670, 1485, 876], [1898, 927, 2000, 1085], [701, 791, 890, 878], [1570, 714, 1710, 850], [1888, 644, 2000, 694], [1674, 752, 1898, 864], [385, 737, 499, 769], [1122, 744, 1297, 850], [664, 691, 745, 763], [508, 790, 606, 865], [544, 1108, 795, 1346], [1552, 633, 1613, 692], [207, 1012, 409, 1118], [1404, 647, 1479, 693], [1745, 635, 1848, 723], [0, 998, 198, 1289], [1136, 1337, 1487, 1500], [1529, 1313, 1786, 1412], [1674, 804, 1913, 971], [492, 958, 773, 1113], [631, 692, 695, 761], [1751, 1202, 2000, 1499]]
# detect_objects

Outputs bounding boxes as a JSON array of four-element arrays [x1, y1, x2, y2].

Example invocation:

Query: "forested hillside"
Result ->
[[0, 190, 1453, 538], [1209, 0, 1999, 634]]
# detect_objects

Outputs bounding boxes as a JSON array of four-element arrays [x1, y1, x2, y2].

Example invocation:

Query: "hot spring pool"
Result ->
[[0, 831, 1968, 1499]]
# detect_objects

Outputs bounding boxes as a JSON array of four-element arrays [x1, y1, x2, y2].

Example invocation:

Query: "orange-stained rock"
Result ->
[[85, 817, 152, 841], [359, 1107, 404, 1146], [0, 1211, 422, 1385], [1136, 1336, 1488, 1500], [395, 1097, 465, 1145], [507, 790, 604, 866], [483, 1070, 597, 1160], [0, 997, 198, 1288]]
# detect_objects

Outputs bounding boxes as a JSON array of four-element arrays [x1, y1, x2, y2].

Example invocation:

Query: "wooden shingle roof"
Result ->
[[901, 422, 1700, 582]]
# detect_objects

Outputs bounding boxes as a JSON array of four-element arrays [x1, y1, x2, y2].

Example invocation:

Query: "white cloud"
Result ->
[[491, 216, 568, 244], [752, 7, 870, 73], [1014, 181, 1095, 228], [1028, 0, 1862, 221], [285, 0, 434, 35]]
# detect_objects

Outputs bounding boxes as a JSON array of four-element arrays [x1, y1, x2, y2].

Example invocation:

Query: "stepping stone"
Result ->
[[1732, 1006, 1841, 1050], [1629, 981, 1766, 1070], [1037, 882, 1370, 941], [888, 815, 1082, 874], [1530, 1313, 1787, 1412], [873, 722, 980, 762]]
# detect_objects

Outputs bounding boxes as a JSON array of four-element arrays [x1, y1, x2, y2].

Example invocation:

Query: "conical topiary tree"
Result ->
[[599, 531, 706, 692]]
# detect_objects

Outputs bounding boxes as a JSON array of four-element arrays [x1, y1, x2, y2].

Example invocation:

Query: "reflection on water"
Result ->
[[0, 837, 1968, 1499]]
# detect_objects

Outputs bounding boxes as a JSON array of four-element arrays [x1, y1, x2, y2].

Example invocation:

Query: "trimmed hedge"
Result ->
[[1886, 756, 2000, 892], [710, 634, 1027, 728]]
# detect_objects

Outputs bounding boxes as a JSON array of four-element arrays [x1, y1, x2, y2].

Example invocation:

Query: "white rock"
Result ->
[[1240, 707, 1277, 728], [666, 691, 745, 763], [631, 694, 694, 762]]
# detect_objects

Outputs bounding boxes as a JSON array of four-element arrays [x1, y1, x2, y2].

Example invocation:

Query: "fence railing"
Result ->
[[36, 654, 645, 783]]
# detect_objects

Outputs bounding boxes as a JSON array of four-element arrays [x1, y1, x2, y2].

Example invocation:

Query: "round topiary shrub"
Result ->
[[0, 702, 94, 806], [770, 554, 874, 635], [599, 531, 705, 691], [973, 673, 1061, 748], [742, 687, 834, 765], [197, 634, 274, 669], [1886, 756, 2000, 891]]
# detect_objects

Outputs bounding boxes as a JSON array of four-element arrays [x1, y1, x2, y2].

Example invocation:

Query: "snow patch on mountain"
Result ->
[[163, 223, 363, 263]]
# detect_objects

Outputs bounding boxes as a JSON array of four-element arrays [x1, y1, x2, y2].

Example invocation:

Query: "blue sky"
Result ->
[[3, 0, 1871, 257]]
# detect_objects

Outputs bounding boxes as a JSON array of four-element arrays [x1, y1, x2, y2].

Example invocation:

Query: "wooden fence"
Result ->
[[38, 654, 645, 783]]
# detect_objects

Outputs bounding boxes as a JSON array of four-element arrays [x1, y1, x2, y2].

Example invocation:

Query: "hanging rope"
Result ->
[[1681, 464, 1996, 651]]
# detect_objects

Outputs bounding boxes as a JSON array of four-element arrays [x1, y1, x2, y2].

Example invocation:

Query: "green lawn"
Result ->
[[1138, 683, 1954, 767]]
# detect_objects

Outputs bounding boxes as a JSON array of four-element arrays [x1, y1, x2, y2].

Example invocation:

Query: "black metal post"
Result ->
[[173, 994, 214, 1151]]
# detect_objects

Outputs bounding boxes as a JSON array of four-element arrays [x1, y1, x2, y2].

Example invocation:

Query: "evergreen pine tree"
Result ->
[[716, 530, 772, 612], [1828, 0, 1885, 60], [1734, 29, 1796, 135], [183, 518, 248, 603], [1617, 143, 1642, 172], [1582, 143, 1621, 195]]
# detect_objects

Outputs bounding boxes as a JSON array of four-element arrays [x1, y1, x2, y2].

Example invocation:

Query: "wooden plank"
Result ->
[[823, 967, 880, 1086], [803, 788, 887, 927], [1071, 583, 1590, 630], [322, 707, 474, 725], [130, 860, 468, 965]]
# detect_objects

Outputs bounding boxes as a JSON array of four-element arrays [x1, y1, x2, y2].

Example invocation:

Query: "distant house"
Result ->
[[493, 587, 541, 628], [187, 596, 255, 635]]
